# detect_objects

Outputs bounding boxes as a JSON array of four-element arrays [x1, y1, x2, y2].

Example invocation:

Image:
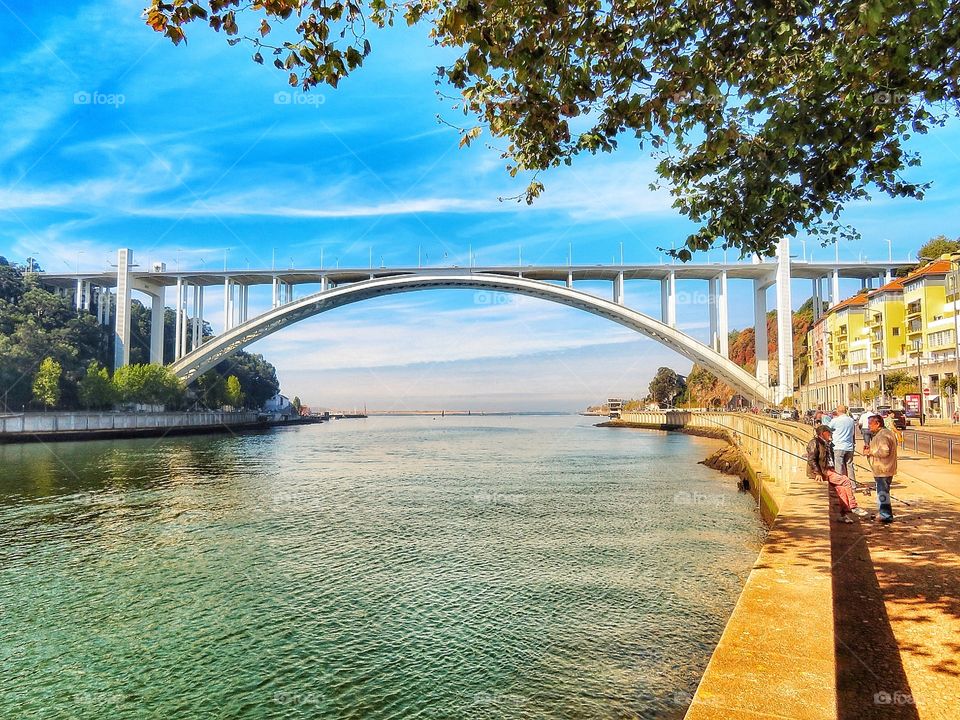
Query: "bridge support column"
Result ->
[[813, 278, 822, 321], [179, 281, 189, 361], [223, 277, 233, 332], [320, 276, 329, 292], [75, 279, 83, 311], [150, 291, 165, 365], [754, 279, 770, 388], [174, 277, 183, 360], [776, 237, 794, 402], [566, 271, 573, 289], [240, 284, 248, 323], [113, 249, 133, 371], [192, 285, 201, 351], [885, 268, 892, 284], [272, 276, 279, 308], [712, 270, 729, 357], [613, 272, 624, 305], [830, 269, 840, 308], [660, 270, 676, 327]]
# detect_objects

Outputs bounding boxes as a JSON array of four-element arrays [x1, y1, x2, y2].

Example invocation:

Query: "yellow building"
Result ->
[[805, 257, 959, 416], [902, 259, 953, 361], [865, 277, 907, 372]]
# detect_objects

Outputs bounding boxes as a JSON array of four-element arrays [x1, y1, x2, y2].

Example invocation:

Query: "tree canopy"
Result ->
[[648, 366, 685, 405], [147, 1, 960, 259], [917, 234, 960, 262]]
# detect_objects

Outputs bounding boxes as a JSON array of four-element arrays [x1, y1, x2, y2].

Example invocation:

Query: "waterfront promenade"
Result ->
[[620, 412, 959, 719]]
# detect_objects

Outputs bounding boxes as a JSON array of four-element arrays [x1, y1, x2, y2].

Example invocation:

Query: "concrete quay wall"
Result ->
[[0, 411, 261, 442]]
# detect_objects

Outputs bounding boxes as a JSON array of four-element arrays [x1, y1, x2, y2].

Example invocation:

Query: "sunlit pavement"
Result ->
[[686, 434, 960, 719]]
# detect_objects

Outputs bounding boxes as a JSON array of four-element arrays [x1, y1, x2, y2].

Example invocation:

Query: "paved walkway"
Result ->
[[686, 423, 960, 719]]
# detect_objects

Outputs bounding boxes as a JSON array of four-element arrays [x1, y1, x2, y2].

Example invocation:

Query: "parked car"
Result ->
[[779, 409, 795, 420], [848, 406, 866, 422], [879, 408, 907, 431]]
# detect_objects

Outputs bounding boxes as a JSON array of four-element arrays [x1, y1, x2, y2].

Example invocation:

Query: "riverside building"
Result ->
[[805, 256, 959, 420]]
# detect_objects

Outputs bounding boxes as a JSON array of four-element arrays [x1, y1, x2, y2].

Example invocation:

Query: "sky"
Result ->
[[2, 0, 960, 411]]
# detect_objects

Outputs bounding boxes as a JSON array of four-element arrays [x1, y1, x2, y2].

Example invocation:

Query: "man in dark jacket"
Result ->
[[807, 425, 868, 522], [806, 425, 835, 479]]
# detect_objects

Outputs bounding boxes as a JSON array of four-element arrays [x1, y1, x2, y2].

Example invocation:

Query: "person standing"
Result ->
[[828, 405, 858, 490], [864, 414, 897, 524], [807, 425, 869, 523]]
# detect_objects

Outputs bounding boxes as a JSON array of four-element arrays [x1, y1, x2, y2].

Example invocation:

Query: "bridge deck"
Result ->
[[35, 260, 915, 289]]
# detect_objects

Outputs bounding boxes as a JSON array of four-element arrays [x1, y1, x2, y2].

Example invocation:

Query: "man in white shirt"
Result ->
[[828, 405, 858, 490]]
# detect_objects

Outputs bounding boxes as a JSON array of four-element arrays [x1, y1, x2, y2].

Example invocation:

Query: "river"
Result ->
[[0, 414, 764, 719]]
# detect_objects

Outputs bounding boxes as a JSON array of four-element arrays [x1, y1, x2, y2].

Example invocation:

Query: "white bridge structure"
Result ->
[[38, 240, 914, 404]]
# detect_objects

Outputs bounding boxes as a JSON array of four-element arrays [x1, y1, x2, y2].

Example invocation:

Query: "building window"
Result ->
[[892, 327, 900, 337], [929, 329, 956, 348]]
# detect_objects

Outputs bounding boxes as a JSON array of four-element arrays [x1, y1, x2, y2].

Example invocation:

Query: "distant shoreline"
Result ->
[[362, 411, 572, 417]]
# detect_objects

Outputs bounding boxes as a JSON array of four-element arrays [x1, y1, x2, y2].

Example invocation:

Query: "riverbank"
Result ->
[[604, 411, 960, 719], [0, 411, 320, 444]]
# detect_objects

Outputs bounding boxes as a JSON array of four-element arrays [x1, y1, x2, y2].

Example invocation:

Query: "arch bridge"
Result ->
[[38, 240, 916, 405]]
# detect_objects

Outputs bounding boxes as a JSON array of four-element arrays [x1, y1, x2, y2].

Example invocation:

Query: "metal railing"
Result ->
[[900, 429, 958, 464]]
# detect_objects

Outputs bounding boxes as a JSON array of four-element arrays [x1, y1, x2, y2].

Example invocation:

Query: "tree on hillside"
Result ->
[[78, 362, 117, 409], [225, 375, 244, 409], [292, 396, 302, 413], [0, 272, 110, 409], [214, 351, 280, 410], [113, 364, 185, 407], [32, 357, 62, 409], [148, 1, 960, 260], [917, 235, 960, 263], [648, 367, 685, 406]]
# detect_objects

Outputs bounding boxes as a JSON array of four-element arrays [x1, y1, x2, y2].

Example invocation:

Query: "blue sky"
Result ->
[[3, 0, 960, 410]]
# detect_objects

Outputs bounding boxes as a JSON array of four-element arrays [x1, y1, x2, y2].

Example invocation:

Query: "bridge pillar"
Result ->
[[812, 278, 822, 321], [174, 276, 183, 360], [272, 276, 279, 308], [776, 238, 794, 402], [223, 277, 233, 332], [320, 276, 329, 292], [113, 249, 133, 371], [660, 270, 676, 326], [75, 278, 83, 311], [240, 284, 249, 323], [191, 285, 201, 351], [829, 269, 840, 307], [566, 271, 573, 289], [150, 291, 165, 364], [885, 268, 892, 284], [713, 270, 729, 357], [754, 279, 770, 388], [613, 272, 624, 305], [179, 280, 189, 360]]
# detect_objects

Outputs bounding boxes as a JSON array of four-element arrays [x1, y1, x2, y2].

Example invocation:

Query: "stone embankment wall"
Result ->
[[0, 411, 260, 442], [617, 411, 815, 524]]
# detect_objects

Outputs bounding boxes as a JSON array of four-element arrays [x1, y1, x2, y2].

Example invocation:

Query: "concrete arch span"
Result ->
[[169, 273, 774, 403]]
